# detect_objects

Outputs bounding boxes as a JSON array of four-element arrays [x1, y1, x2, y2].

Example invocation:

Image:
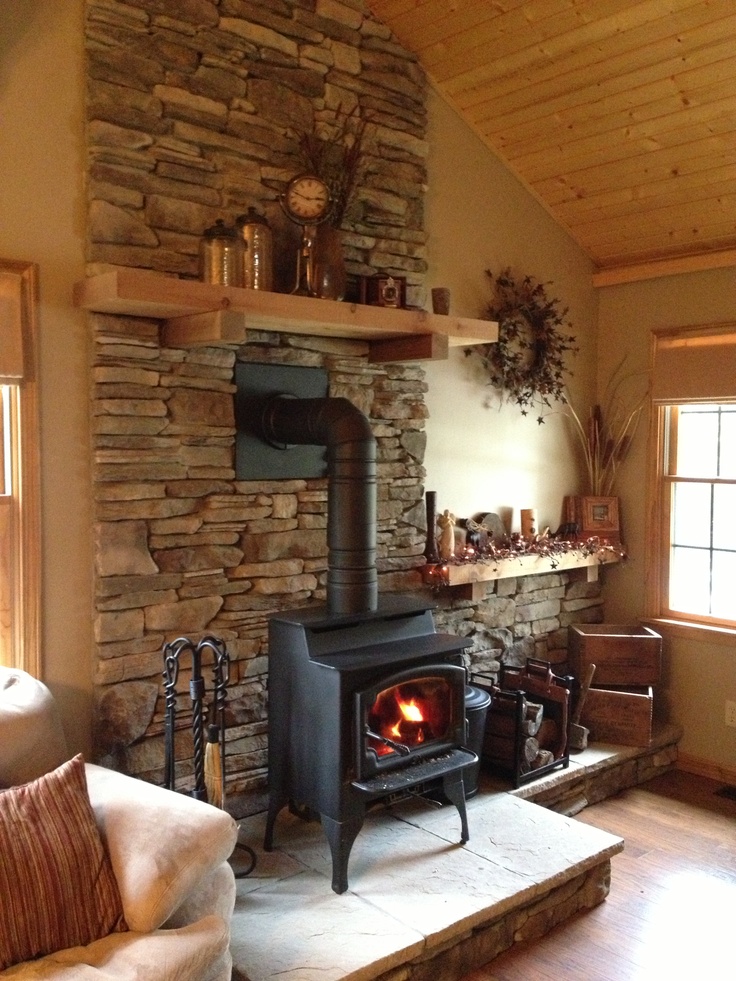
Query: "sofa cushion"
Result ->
[[0, 755, 126, 971], [0, 669, 68, 787], [0, 915, 231, 980], [85, 763, 238, 934]]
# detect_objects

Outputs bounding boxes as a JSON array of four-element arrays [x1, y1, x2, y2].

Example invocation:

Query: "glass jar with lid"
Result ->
[[236, 207, 274, 291], [199, 219, 244, 287]]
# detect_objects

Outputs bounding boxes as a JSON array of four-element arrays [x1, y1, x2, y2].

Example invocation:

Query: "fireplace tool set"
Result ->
[[162, 634, 255, 877]]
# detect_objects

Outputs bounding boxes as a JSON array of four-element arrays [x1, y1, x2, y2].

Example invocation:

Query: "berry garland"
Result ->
[[425, 536, 626, 591], [468, 268, 578, 418]]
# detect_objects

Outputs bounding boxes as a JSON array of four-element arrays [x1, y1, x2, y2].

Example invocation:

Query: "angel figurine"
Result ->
[[437, 509, 456, 560]]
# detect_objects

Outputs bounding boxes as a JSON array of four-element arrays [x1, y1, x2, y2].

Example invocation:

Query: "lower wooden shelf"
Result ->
[[423, 547, 623, 601]]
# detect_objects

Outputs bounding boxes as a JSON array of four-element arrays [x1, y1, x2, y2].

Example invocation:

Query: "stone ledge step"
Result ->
[[507, 721, 682, 814]]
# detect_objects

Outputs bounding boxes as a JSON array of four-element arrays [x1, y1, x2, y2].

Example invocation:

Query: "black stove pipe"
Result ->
[[256, 396, 377, 616]]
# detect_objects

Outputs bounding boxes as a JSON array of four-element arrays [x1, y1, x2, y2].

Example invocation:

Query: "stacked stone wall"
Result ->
[[86, 0, 429, 303]]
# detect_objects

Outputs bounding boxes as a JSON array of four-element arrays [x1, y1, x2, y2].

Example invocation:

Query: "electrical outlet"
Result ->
[[726, 701, 736, 728]]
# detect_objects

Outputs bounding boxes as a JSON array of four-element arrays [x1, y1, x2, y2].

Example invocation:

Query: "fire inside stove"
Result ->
[[357, 663, 466, 783], [367, 677, 454, 757]]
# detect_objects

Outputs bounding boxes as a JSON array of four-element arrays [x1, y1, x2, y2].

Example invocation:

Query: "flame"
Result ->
[[386, 697, 426, 743], [368, 687, 434, 755], [399, 698, 424, 722]]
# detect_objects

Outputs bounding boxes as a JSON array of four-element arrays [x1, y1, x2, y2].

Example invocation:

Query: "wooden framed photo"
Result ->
[[578, 496, 620, 539]]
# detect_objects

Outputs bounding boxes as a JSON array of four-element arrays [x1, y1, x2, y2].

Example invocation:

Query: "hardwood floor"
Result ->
[[461, 769, 736, 980]]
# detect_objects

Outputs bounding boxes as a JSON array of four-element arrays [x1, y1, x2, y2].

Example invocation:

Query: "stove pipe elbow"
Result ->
[[257, 396, 377, 616]]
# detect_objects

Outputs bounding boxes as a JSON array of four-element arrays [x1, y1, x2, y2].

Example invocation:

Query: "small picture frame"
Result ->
[[578, 496, 620, 540], [359, 274, 406, 309]]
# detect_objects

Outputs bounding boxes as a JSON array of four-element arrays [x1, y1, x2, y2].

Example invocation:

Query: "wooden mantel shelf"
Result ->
[[424, 548, 623, 601], [74, 269, 498, 362]]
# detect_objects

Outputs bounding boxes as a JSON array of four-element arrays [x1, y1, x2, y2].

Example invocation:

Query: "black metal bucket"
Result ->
[[464, 684, 492, 798]]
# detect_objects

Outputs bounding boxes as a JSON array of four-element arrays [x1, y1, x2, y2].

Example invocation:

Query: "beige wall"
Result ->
[[423, 90, 598, 531], [0, 0, 91, 754], [598, 267, 736, 775]]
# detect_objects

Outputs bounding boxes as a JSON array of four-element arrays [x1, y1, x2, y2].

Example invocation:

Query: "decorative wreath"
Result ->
[[468, 268, 578, 417]]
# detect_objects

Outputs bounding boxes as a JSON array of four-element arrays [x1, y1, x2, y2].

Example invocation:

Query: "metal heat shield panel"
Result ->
[[234, 362, 329, 479]]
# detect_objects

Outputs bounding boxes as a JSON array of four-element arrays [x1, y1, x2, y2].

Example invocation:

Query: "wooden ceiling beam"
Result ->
[[593, 249, 736, 287]]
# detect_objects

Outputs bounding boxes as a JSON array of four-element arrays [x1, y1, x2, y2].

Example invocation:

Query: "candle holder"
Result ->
[[424, 491, 440, 563]]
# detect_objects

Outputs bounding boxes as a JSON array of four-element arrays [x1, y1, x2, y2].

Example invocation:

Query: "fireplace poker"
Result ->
[[364, 726, 412, 756]]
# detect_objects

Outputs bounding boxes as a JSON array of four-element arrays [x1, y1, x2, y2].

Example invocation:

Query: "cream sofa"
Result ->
[[0, 668, 237, 981]]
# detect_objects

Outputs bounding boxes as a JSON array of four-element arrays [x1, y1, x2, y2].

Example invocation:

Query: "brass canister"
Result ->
[[199, 219, 244, 286], [236, 207, 273, 291]]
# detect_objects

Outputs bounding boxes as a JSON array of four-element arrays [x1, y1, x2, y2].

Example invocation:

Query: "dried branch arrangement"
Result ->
[[564, 358, 649, 496], [297, 106, 369, 227]]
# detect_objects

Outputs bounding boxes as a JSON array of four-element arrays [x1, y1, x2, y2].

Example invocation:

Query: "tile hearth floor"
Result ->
[[227, 739, 664, 981]]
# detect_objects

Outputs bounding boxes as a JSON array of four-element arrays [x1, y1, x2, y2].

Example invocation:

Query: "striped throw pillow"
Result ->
[[0, 754, 127, 970]]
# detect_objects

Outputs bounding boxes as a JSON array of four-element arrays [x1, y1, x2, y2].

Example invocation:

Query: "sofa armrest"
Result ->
[[164, 860, 236, 930], [0, 669, 68, 787], [84, 763, 237, 934]]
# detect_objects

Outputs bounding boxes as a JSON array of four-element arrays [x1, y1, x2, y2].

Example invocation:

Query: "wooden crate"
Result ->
[[580, 685, 653, 746], [568, 624, 662, 686]]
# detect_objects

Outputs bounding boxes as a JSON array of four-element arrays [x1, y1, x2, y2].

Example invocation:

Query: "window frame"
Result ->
[[0, 259, 41, 675]]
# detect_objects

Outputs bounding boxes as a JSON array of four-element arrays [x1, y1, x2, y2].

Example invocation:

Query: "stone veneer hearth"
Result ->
[[86, 0, 607, 808]]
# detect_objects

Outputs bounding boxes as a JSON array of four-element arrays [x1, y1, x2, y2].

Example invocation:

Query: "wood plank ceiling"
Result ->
[[367, 0, 736, 284]]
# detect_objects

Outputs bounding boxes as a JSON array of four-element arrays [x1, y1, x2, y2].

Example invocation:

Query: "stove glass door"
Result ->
[[356, 664, 466, 779]]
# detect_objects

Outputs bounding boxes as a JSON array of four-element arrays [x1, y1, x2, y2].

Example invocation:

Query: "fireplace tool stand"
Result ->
[[163, 634, 255, 877]]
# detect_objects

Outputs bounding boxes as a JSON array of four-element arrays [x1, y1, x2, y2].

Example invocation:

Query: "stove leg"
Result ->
[[264, 793, 287, 851], [441, 771, 470, 843], [321, 812, 364, 894]]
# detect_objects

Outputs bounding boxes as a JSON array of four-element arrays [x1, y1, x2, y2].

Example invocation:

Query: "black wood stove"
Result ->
[[237, 378, 477, 893], [264, 595, 475, 893]]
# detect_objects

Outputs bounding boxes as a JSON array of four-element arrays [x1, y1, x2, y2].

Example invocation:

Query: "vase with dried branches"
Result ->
[[294, 107, 369, 299], [297, 106, 368, 228], [564, 358, 649, 496]]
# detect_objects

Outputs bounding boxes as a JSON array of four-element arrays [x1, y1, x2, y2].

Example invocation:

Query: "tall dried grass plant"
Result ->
[[565, 358, 649, 496]]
